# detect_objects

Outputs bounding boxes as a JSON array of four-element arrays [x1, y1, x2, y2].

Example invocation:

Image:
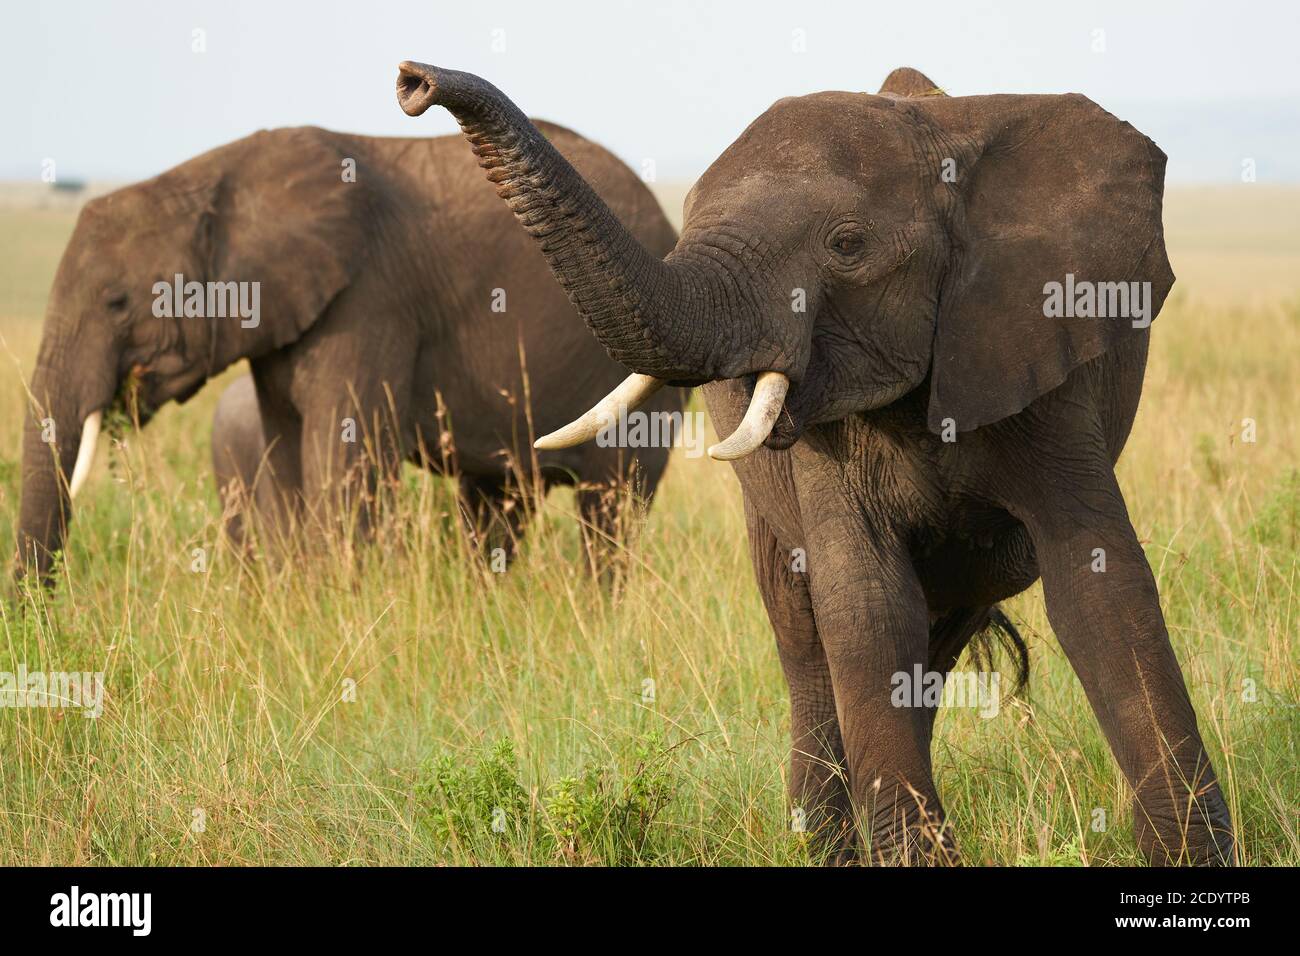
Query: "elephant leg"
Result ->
[[744, 502, 854, 863], [254, 431, 304, 545], [577, 481, 618, 577], [785, 481, 951, 863], [458, 473, 529, 563], [1009, 459, 1234, 865], [577, 476, 648, 579], [298, 395, 404, 550], [212, 418, 258, 550], [212, 371, 305, 552], [275, 320, 414, 551], [246, 373, 305, 547], [574, 448, 659, 571], [792, 462, 952, 864], [813, 548, 952, 864], [577, 480, 621, 542]]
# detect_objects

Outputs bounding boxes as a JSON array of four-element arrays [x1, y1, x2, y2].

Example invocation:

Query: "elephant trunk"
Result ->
[[396, 62, 800, 458], [396, 61, 724, 383], [14, 334, 116, 582]]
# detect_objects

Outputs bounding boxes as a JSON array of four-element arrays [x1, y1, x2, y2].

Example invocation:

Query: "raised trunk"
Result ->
[[397, 61, 727, 382]]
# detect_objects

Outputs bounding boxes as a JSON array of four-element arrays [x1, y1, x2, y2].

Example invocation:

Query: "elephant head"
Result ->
[[15, 127, 365, 580], [395, 62, 1172, 457]]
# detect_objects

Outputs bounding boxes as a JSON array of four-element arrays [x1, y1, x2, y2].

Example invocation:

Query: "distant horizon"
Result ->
[[6, 93, 1300, 187], [6, 1, 1299, 184]]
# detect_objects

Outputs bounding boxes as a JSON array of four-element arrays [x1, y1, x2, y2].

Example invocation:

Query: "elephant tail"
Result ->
[[928, 605, 1030, 696], [981, 606, 1029, 695]]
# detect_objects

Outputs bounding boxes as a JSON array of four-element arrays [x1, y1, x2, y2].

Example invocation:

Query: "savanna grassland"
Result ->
[[0, 185, 1296, 866]]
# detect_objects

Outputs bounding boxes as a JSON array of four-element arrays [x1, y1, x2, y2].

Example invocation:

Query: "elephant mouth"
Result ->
[[115, 370, 146, 414], [104, 367, 162, 432], [63, 364, 205, 505]]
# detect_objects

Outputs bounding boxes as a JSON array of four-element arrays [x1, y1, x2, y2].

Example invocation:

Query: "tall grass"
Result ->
[[0, 198, 1295, 866]]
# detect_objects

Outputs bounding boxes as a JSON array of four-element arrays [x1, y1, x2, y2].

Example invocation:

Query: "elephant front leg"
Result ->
[[744, 503, 854, 862], [793, 480, 953, 863], [1013, 467, 1235, 865], [812, 554, 953, 864]]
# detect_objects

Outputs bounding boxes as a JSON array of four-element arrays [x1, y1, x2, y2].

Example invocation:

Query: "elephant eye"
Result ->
[[830, 232, 867, 258], [106, 293, 128, 311]]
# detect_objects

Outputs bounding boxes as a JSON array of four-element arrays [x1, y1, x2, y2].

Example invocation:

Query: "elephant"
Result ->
[[395, 61, 1236, 865], [15, 122, 683, 578], [209, 373, 282, 548]]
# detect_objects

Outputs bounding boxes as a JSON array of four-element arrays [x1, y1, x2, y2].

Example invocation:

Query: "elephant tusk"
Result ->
[[708, 372, 790, 461], [534, 374, 665, 450], [68, 410, 102, 499]]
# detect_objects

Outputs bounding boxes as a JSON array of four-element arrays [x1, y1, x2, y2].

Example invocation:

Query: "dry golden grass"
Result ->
[[0, 186, 1295, 865]]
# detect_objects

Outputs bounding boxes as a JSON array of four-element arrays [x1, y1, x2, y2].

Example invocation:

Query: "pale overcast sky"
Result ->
[[5, 0, 1299, 183]]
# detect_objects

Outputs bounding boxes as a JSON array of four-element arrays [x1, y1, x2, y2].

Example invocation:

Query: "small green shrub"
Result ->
[[414, 733, 677, 865]]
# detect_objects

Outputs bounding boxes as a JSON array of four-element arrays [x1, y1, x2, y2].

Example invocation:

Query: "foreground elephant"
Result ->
[[16, 123, 681, 575], [396, 62, 1235, 865]]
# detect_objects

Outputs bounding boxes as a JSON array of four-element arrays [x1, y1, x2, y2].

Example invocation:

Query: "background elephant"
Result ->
[[210, 374, 281, 548], [396, 62, 1235, 865], [16, 122, 682, 576]]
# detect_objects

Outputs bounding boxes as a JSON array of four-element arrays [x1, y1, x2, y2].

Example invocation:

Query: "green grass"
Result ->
[[0, 196, 1296, 866]]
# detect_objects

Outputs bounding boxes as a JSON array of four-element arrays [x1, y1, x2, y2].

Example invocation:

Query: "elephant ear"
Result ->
[[878, 67, 945, 98], [915, 94, 1174, 433], [210, 127, 370, 348]]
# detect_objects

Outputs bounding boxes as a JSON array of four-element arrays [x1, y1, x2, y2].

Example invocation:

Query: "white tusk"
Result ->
[[708, 371, 790, 461], [68, 410, 102, 499], [534, 374, 665, 450]]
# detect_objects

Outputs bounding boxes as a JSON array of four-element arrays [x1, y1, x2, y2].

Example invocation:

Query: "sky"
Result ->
[[5, 0, 1300, 184]]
